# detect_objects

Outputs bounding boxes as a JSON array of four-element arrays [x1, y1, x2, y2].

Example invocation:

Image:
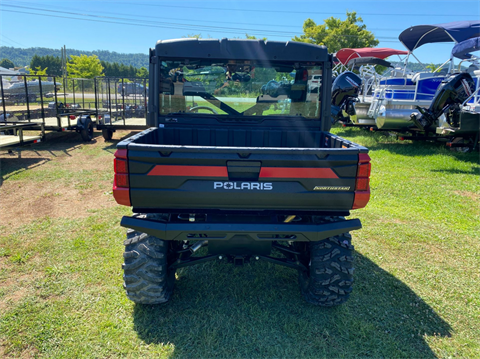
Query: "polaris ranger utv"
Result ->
[[113, 38, 371, 306]]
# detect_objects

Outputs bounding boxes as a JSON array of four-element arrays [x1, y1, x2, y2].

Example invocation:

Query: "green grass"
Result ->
[[0, 127, 479, 358]]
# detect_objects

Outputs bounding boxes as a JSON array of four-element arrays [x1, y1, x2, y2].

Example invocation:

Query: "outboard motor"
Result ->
[[331, 72, 362, 123], [411, 72, 475, 131]]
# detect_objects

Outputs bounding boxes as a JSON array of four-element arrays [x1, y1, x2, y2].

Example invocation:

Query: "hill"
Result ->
[[0, 46, 149, 68]]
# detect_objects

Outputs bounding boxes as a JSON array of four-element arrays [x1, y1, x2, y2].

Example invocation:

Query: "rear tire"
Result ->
[[80, 118, 94, 142], [123, 230, 176, 304], [298, 233, 354, 306], [102, 129, 113, 141]]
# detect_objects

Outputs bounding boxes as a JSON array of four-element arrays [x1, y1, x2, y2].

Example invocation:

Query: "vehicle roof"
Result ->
[[398, 20, 480, 52], [154, 38, 329, 62]]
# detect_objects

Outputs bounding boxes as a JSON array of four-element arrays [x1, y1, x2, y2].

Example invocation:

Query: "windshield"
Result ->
[[159, 60, 323, 119]]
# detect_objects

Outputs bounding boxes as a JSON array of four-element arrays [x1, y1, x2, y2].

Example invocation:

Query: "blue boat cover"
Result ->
[[399, 21, 480, 52], [452, 37, 480, 59]]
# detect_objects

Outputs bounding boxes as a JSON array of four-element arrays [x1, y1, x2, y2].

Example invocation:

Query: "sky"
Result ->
[[0, 0, 479, 65]]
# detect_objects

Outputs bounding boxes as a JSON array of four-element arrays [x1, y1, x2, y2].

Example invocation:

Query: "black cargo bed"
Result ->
[[116, 127, 368, 213]]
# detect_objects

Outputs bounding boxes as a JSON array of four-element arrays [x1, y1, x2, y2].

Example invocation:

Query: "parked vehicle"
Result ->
[[1, 77, 61, 103], [368, 21, 479, 133], [333, 47, 408, 126], [411, 36, 480, 151], [112, 38, 372, 306], [117, 82, 147, 97]]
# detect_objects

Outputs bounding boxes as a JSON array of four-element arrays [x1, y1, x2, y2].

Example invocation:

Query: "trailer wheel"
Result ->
[[102, 129, 113, 141], [298, 233, 354, 306], [80, 118, 94, 142], [123, 230, 176, 304]]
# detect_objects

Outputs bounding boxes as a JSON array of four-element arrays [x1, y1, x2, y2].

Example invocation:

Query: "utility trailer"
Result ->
[[0, 75, 98, 141], [112, 38, 372, 306], [0, 121, 44, 149], [95, 77, 148, 141], [1, 75, 151, 142]]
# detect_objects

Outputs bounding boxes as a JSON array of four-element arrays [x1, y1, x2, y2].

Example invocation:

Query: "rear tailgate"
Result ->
[[114, 128, 370, 212]]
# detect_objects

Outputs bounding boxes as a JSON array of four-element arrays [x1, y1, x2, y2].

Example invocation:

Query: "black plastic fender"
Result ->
[[77, 115, 94, 141], [76, 115, 92, 130]]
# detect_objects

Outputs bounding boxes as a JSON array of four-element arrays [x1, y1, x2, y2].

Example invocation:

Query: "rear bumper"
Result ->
[[121, 215, 362, 242]]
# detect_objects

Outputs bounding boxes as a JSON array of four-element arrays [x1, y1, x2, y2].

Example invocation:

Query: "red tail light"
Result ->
[[357, 162, 371, 178], [115, 174, 129, 187], [353, 153, 371, 209], [69, 115, 76, 120], [355, 177, 369, 191], [114, 158, 128, 174], [113, 149, 130, 206]]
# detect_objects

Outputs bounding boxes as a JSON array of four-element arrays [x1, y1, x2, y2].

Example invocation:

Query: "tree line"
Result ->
[[0, 54, 149, 79], [0, 46, 148, 68]]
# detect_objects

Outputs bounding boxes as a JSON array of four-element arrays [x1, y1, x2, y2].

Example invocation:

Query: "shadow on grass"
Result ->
[[0, 157, 51, 185], [132, 253, 451, 358], [0, 132, 85, 182]]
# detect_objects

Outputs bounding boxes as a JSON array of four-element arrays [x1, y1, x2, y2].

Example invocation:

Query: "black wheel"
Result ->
[[80, 118, 94, 142], [102, 129, 113, 141], [298, 233, 354, 306], [123, 229, 176, 304]]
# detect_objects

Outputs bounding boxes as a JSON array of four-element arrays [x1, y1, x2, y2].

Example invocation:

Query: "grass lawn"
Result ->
[[0, 127, 479, 358]]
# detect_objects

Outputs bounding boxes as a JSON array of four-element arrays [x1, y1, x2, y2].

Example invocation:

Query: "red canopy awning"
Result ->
[[336, 48, 408, 65]]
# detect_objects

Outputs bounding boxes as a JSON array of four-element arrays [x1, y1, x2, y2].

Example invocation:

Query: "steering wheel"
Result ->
[[188, 106, 218, 114]]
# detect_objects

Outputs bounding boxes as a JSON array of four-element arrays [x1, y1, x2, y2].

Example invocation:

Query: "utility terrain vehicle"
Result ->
[[113, 38, 371, 306]]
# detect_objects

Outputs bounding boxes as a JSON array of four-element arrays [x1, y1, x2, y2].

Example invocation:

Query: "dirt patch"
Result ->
[[0, 174, 116, 231], [0, 272, 41, 312], [0, 340, 38, 359], [0, 288, 28, 311], [0, 131, 132, 232], [453, 191, 480, 201], [0, 253, 13, 268]]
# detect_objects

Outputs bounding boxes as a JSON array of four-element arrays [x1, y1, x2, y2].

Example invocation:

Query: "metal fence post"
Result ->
[[24, 76, 31, 122], [0, 75, 7, 121]]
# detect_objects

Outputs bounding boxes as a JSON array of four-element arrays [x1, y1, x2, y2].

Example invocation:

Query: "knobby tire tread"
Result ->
[[299, 230, 354, 307], [122, 227, 175, 304]]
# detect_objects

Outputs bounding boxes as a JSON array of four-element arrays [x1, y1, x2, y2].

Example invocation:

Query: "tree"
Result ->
[[28, 66, 49, 81], [67, 54, 104, 78], [0, 58, 15, 69], [245, 34, 267, 41], [426, 63, 442, 73], [183, 34, 202, 39], [292, 11, 379, 53], [136, 67, 148, 78], [30, 55, 62, 76]]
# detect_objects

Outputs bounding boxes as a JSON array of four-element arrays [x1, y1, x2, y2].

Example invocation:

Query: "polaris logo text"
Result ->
[[214, 182, 273, 190]]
